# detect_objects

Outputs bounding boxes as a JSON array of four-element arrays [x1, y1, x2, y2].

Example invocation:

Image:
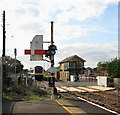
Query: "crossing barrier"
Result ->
[[78, 76, 97, 82]]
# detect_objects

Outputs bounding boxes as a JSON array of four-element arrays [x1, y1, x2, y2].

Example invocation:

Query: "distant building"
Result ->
[[59, 55, 86, 81]]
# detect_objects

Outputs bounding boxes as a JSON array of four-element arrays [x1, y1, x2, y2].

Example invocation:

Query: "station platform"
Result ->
[[2, 98, 117, 115], [3, 100, 69, 114]]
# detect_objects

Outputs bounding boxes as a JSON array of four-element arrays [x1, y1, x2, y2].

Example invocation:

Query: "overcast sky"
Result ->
[[0, 0, 118, 70]]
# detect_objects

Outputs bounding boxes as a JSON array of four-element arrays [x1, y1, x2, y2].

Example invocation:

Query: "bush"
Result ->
[[107, 58, 120, 79]]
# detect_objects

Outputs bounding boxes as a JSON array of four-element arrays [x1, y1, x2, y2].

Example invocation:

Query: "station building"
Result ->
[[58, 55, 86, 81]]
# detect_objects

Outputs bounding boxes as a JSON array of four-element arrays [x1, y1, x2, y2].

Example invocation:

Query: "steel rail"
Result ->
[[86, 86, 119, 97]]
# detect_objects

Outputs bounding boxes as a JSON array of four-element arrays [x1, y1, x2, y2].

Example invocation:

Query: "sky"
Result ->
[[0, 0, 119, 70]]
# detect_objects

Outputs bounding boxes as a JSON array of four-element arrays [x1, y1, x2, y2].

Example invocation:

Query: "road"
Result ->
[[37, 80, 97, 88]]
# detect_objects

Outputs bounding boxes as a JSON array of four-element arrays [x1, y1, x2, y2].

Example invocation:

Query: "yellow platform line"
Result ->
[[55, 100, 74, 115]]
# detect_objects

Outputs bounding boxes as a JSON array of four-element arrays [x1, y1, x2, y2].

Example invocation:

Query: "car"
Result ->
[[89, 74, 96, 77]]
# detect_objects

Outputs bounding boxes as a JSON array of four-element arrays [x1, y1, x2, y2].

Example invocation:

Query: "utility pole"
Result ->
[[14, 48, 17, 78], [2, 11, 5, 57], [51, 21, 55, 100], [2, 11, 6, 106]]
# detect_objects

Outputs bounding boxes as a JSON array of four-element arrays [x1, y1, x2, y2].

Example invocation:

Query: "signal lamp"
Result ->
[[51, 51, 55, 55]]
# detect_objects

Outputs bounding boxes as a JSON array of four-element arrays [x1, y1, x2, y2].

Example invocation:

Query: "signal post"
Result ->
[[51, 21, 55, 100], [24, 21, 57, 100]]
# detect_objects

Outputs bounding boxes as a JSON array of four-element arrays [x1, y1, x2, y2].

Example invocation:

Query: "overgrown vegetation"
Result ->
[[107, 58, 120, 79], [97, 58, 120, 81], [3, 85, 50, 101], [2, 56, 51, 102], [3, 93, 12, 102]]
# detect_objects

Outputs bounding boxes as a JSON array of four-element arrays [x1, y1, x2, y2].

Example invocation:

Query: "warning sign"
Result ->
[[30, 35, 43, 61]]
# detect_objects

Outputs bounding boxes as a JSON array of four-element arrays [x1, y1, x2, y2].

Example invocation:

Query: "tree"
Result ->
[[23, 69, 28, 75], [2, 56, 24, 75], [97, 61, 107, 75], [107, 58, 120, 79]]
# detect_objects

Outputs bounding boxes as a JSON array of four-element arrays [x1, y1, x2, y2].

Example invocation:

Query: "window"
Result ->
[[64, 63, 68, 70]]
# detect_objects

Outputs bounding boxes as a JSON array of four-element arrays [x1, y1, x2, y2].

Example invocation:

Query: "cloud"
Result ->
[[55, 24, 90, 41], [28, 7, 40, 17], [15, 8, 26, 16], [56, 43, 117, 67], [56, 0, 118, 23], [0, 0, 118, 69], [19, 22, 45, 32], [90, 27, 118, 34]]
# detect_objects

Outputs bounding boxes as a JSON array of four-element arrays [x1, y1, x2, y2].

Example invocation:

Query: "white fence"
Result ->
[[79, 76, 97, 82]]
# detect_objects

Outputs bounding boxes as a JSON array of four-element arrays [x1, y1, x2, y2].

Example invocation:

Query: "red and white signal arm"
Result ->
[[24, 35, 44, 61], [25, 49, 45, 55]]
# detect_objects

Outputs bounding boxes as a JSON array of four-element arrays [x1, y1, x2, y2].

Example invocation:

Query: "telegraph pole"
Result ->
[[14, 48, 17, 77], [2, 11, 6, 57], [2, 11, 6, 107]]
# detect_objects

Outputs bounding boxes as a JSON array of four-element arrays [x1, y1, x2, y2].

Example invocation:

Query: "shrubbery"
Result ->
[[97, 58, 120, 81], [107, 58, 120, 80]]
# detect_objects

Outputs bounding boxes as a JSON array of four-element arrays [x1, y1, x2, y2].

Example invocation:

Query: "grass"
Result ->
[[3, 93, 12, 101], [29, 95, 41, 100], [29, 95, 50, 100], [3, 85, 51, 101]]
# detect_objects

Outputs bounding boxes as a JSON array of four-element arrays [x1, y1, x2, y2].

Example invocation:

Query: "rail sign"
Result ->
[[30, 35, 43, 61]]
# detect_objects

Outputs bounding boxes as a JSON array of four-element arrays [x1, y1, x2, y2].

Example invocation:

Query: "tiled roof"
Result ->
[[59, 55, 86, 64]]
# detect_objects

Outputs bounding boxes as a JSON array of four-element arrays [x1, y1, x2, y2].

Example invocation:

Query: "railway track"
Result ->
[[57, 86, 120, 114], [75, 87, 120, 102], [86, 86, 119, 97], [37, 81, 120, 113]]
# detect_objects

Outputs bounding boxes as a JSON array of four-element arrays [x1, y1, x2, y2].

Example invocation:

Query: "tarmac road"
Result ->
[[37, 80, 97, 88]]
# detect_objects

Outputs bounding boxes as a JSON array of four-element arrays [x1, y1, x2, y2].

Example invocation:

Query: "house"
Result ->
[[59, 55, 86, 81]]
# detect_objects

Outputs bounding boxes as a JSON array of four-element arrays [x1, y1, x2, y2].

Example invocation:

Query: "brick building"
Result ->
[[59, 55, 86, 81]]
